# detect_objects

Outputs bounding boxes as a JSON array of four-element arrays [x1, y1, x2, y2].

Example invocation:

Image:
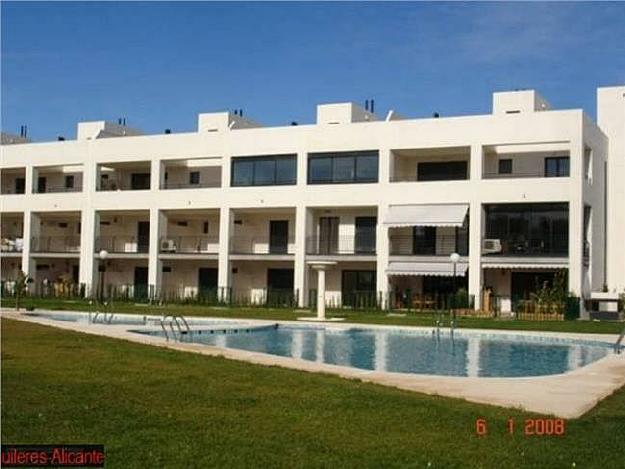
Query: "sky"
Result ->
[[2, 1, 624, 142]]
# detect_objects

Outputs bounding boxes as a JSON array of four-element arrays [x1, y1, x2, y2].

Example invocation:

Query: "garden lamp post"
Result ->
[[98, 249, 108, 302]]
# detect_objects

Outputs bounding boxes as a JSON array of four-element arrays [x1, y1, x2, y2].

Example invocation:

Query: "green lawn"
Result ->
[[2, 296, 624, 334], [2, 319, 625, 468]]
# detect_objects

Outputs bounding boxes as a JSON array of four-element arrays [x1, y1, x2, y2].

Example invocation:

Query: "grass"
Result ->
[[2, 318, 625, 468], [2, 296, 624, 334]]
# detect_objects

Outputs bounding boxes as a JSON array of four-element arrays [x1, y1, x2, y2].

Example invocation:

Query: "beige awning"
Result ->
[[386, 261, 469, 277], [383, 204, 468, 228]]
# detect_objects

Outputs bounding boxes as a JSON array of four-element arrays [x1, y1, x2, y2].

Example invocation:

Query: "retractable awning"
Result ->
[[383, 204, 468, 228], [386, 261, 469, 277]]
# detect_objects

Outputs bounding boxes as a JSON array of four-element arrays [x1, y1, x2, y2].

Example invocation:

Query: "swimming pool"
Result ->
[[135, 325, 614, 378]]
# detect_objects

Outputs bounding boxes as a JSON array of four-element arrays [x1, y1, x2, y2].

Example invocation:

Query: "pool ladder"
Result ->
[[433, 311, 457, 339], [160, 315, 190, 342], [615, 326, 625, 354]]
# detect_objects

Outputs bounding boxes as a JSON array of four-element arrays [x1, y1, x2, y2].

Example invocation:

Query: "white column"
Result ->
[[150, 159, 161, 191], [79, 209, 98, 295], [148, 208, 163, 298], [218, 207, 232, 301], [21, 211, 36, 285], [568, 138, 584, 305], [294, 205, 311, 307], [376, 204, 390, 309], [468, 144, 484, 310], [24, 165, 34, 194], [317, 267, 326, 320]]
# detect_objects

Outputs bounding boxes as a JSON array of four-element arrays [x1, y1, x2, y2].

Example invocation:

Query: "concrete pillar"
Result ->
[[218, 207, 233, 301], [568, 138, 585, 302], [150, 159, 161, 191], [24, 165, 34, 195], [468, 144, 484, 310], [148, 208, 164, 298], [79, 209, 98, 295], [21, 211, 36, 285], [294, 205, 312, 307], [316, 267, 327, 320], [376, 204, 390, 309]]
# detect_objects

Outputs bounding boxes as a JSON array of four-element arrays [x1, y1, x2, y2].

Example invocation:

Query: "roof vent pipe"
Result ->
[[370, 99, 375, 114], [365, 99, 369, 111]]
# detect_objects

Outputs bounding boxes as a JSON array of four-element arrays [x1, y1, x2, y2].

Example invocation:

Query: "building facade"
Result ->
[[1, 87, 624, 314]]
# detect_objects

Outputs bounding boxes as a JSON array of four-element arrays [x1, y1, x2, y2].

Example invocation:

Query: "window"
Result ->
[[417, 161, 467, 181], [203, 221, 209, 234], [189, 171, 200, 185], [37, 177, 47, 193], [14, 177, 25, 194], [231, 155, 296, 186], [65, 175, 75, 189], [544, 157, 569, 177], [131, 173, 151, 190], [412, 226, 436, 255], [308, 151, 378, 184], [498, 159, 512, 175]]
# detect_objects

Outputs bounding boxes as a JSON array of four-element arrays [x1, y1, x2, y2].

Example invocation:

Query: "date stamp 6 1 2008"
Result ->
[[475, 418, 566, 436]]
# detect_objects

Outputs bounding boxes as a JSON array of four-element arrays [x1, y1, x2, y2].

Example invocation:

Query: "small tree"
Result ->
[[14, 270, 33, 310]]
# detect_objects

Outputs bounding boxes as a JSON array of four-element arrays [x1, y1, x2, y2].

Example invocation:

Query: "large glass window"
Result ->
[[417, 161, 468, 181], [544, 157, 569, 177], [484, 203, 568, 256], [231, 155, 296, 186], [308, 151, 378, 184]]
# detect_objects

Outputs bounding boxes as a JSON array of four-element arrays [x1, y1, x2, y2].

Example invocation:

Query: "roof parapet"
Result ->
[[316, 102, 378, 125], [197, 112, 261, 133], [492, 90, 551, 115], [77, 121, 143, 140]]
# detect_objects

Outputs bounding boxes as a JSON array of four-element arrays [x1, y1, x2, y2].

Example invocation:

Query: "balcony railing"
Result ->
[[31, 236, 81, 253], [389, 235, 468, 256], [159, 236, 219, 254], [1, 186, 25, 195], [95, 236, 150, 253], [306, 235, 376, 255], [161, 181, 220, 190], [483, 170, 569, 179], [481, 236, 568, 256], [98, 180, 150, 191], [34, 185, 82, 194], [1, 237, 24, 252], [230, 236, 295, 255]]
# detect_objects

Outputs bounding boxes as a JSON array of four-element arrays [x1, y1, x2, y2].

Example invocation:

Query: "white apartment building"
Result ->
[[1, 87, 624, 315]]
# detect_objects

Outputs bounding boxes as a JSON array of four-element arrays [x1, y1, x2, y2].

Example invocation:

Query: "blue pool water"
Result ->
[[137, 325, 613, 378]]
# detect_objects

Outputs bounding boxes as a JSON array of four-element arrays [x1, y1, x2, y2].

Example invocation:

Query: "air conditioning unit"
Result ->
[[482, 239, 502, 254], [160, 239, 177, 253]]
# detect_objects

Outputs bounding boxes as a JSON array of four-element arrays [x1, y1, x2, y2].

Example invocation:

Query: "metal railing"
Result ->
[[1, 186, 26, 195], [1, 280, 86, 299], [388, 291, 475, 311], [95, 236, 150, 253], [481, 236, 568, 256], [389, 235, 468, 256], [159, 236, 219, 254], [98, 180, 151, 191], [34, 185, 82, 194], [483, 170, 569, 179], [306, 235, 376, 255], [230, 236, 295, 255], [390, 173, 469, 183], [161, 181, 221, 190], [31, 236, 81, 253]]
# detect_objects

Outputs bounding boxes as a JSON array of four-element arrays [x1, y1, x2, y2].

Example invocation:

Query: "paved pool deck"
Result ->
[[2, 308, 625, 418]]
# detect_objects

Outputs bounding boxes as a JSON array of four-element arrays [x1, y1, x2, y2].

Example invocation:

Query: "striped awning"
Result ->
[[383, 204, 468, 228], [386, 261, 469, 277]]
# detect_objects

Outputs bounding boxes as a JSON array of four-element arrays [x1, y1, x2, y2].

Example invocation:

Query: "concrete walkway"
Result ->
[[2, 309, 624, 418]]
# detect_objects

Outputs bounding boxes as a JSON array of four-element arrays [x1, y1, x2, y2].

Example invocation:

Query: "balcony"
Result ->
[[162, 158, 222, 190], [483, 146, 570, 180], [33, 165, 83, 193], [1, 168, 26, 194], [391, 147, 470, 183], [306, 235, 376, 255], [96, 236, 149, 254], [159, 236, 219, 254], [1, 237, 24, 253], [390, 234, 468, 256], [481, 236, 568, 257], [230, 235, 295, 255], [31, 236, 81, 253], [97, 162, 151, 191]]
